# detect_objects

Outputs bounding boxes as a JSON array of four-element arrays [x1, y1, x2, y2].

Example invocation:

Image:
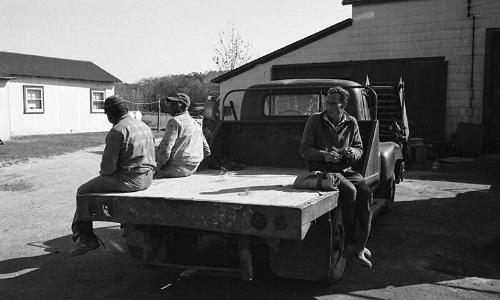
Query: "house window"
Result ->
[[90, 89, 105, 113], [23, 86, 44, 114]]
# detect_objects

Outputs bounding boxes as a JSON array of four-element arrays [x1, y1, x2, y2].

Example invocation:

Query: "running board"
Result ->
[[372, 198, 389, 217]]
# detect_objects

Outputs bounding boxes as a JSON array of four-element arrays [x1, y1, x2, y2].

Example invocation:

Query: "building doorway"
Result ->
[[484, 28, 500, 152]]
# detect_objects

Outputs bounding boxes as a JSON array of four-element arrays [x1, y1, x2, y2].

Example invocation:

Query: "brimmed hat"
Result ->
[[166, 93, 190, 108], [104, 95, 126, 111]]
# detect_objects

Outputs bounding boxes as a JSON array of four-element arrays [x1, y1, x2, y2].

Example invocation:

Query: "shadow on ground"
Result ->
[[1, 180, 500, 299]]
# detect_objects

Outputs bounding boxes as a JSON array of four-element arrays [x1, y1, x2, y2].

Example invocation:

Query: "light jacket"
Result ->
[[156, 111, 210, 170]]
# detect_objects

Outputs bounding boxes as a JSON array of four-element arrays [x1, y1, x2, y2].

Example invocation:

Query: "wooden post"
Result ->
[[157, 96, 161, 133]]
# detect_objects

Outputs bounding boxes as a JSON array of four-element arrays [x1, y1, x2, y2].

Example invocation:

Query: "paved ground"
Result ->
[[1, 147, 500, 299]]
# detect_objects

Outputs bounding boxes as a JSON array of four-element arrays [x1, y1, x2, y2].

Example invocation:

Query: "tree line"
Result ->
[[115, 71, 223, 112]]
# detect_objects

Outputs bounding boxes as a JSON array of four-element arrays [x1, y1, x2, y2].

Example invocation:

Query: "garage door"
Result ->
[[272, 58, 448, 141]]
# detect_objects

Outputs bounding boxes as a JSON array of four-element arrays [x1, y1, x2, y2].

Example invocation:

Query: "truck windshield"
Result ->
[[264, 94, 323, 117]]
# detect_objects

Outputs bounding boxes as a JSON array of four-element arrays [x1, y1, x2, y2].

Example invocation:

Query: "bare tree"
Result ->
[[212, 23, 254, 72]]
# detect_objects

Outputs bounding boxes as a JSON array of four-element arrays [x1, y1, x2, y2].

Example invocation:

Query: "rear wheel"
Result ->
[[127, 245, 143, 261], [325, 209, 346, 284], [268, 209, 346, 284]]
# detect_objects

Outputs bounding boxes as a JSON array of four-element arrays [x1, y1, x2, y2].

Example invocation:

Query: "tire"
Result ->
[[325, 209, 346, 284], [127, 245, 143, 261], [123, 224, 145, 261]]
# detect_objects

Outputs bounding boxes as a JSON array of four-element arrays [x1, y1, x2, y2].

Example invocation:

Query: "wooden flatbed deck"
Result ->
[[77, 167, 339, 240]]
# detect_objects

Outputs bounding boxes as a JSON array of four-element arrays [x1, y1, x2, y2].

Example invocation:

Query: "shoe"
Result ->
[[354, 249, 372, 268], [69, 234, 101, 257], [364, 247, 372, 258]]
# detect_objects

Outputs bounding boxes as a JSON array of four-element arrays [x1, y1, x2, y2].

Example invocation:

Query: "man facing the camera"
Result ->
[[299, 86, 373, 268]]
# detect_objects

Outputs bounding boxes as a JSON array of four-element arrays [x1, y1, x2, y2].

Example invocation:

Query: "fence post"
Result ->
[[157, 97, 161, 133]]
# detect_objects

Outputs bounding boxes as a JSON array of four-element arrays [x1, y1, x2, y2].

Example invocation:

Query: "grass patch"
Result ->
[[0, 132, 108, 167], [0, 130, 165, 168]]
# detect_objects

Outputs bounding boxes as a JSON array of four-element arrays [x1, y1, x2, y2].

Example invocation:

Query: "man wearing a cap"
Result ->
[[70, 95, 156, 256], [156, 93, 210, 178]]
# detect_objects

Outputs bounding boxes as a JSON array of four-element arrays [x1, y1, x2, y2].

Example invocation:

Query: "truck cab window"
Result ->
[[264, 94, 321, 116]]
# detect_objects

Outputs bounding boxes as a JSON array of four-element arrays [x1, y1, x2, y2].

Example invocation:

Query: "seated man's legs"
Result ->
[[72, 175, 136, 242], [155, 163, 198, 178], [336, 173, 357, 246], [338, 169, 373, 267], [71, 171, 153, 256]]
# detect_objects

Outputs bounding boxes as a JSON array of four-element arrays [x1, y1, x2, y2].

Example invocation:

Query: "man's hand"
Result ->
[[323, 151, 342, 163], [344, 147, 356, 160]]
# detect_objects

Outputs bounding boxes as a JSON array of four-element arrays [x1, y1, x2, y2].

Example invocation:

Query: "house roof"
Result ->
[[211, 18, 353, 84], [342, 0, 411, 5], [0, 63, 13, 79], [0, 51, 121, 83]]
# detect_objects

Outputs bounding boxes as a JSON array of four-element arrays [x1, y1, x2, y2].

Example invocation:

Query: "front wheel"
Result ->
[[380, 175, 396, 214]]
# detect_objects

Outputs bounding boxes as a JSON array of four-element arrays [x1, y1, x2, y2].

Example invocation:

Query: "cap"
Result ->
[[166, 93, 190, 108], [104, 95, 126, 111]]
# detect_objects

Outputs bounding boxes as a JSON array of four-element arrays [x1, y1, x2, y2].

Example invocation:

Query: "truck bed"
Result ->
[[77, 167, 339, 240]]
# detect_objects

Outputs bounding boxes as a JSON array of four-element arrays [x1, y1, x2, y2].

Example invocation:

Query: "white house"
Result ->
[[0, 51, 121, 142], [212, 0, 500, 151]]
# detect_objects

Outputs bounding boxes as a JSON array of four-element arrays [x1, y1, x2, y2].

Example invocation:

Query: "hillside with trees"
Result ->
[[115, 70, 223, 112]]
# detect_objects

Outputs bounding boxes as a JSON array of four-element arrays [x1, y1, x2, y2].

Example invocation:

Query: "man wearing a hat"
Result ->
[[156, 92, 210, 178], [70, 95, 156, 256]]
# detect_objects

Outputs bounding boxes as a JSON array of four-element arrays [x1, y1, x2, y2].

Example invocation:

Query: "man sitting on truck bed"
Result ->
[[155, 93, 211, 178], [299, 86, 373, 268], [70, 95, 156, 256]]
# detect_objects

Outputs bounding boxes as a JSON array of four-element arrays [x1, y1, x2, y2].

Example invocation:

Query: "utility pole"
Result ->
[[157, 96, 161, 133]]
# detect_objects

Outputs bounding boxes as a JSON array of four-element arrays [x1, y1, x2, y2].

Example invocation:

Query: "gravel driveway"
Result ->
[[1, 147, 499, 299]]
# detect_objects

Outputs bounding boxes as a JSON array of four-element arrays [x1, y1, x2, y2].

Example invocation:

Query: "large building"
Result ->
[[213, 0, 500, 151], [0, 51, 121, 141]]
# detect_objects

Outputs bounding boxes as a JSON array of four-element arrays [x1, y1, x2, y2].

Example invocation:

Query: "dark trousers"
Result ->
[[71, 170, 153, 241], [336, 169, 373, 252]]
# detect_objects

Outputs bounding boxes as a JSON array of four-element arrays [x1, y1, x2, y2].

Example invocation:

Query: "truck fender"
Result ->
[[379, 141, 403, 183]]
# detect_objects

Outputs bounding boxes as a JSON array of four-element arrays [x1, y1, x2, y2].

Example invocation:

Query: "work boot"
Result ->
[[69, 234, 100, 257], [354, 247, 372, 268]]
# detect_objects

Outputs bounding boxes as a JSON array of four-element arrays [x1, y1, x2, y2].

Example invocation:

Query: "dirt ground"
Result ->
[[0, 146, 499, 300]]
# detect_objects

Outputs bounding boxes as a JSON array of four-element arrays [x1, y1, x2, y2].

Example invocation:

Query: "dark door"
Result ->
[[403, 60, 448, 141], [484, 28, 500, 152], [272, 58, 448, 141], [350, 60, 402, 84], [272, 62, 351, 80]]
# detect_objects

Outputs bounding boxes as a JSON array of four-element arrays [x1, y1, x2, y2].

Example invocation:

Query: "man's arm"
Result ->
[[350, 121, 363, 161], [202, 136, 211, 158], [100, 130, 123, 176], [156, 119, 179, 169], [299, 115, 327, 162]]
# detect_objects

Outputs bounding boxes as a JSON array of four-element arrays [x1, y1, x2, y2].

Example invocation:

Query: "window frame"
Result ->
[[90, 89, 106, 113], [23, 85, 45, 114], [263, 92, 324, 118]]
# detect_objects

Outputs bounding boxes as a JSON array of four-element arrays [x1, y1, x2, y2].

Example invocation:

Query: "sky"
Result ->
[[0, 0, 351, 83]]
